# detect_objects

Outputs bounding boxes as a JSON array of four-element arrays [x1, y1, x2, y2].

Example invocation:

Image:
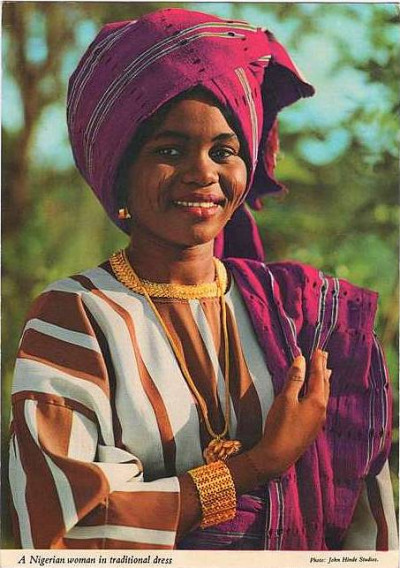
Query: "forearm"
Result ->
[[176, 473, 202, 539]]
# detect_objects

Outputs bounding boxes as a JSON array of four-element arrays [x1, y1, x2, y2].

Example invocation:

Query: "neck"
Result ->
[[126, 232, 216, 285]]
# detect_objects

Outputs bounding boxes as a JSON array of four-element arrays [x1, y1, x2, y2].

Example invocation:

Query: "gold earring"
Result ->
[[118, 207, 131, 220]]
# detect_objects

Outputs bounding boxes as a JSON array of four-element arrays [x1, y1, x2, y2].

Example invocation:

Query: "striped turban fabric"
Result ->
[[67, 8, 314, 246]]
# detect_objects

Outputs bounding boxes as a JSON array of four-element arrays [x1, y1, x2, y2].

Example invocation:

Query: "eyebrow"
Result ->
[[152, 130, 239, 143]]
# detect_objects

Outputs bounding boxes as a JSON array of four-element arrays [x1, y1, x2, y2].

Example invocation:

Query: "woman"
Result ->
[[9, 8, 396, 550]]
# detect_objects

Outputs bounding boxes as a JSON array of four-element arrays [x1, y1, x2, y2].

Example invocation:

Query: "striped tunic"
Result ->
[[9, 260, 397, 549]]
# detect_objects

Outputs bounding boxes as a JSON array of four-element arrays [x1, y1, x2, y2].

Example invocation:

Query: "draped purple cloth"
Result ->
[[179, 259, 392, 550], [178, 489, 268, 550]]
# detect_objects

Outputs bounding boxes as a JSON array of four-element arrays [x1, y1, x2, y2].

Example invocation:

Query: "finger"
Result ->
[[320, 351, 331, 401], [284, 355, 306, 399], [324, 368, 332, 403], [307, 349, 326, 398]]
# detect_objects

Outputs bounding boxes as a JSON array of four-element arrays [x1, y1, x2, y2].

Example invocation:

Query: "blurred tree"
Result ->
[[2, 1, 398, 548], [2, 1, 178, 547]]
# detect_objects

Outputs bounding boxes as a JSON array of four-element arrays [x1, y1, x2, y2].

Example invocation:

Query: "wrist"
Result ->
[[249, 442, 295, 480], [228, 444, 285, 492], [225, 449, 268, 494], [177, 473, 202, 539], [247, 443, 273, 480]]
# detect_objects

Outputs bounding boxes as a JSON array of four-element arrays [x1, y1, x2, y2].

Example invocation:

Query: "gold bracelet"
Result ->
[[188, 461, 237, 529]]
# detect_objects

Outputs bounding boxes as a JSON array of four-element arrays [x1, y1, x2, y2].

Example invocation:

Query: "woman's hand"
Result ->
[[249, 349, 331, 481], [179, 350, 331, 536]]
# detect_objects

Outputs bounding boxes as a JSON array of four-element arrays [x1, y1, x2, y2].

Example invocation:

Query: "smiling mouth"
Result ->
[[173, 200, 221, 209], [173, 194, 227, 208]]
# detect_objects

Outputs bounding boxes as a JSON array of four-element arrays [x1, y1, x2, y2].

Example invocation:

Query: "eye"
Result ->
[[210, 146, 237, 162], [155, 147, 181, 158]]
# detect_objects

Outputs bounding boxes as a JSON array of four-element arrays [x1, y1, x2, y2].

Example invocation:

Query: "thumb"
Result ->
[[284, 355, 306, 398]]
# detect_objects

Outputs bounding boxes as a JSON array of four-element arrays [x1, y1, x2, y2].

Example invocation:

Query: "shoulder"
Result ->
[[225, 257, 378, 333], [226, 256, 372, 291], [42, 263, 113, 295], [25, 263, 117, 323], [225, 257, 321, 287]]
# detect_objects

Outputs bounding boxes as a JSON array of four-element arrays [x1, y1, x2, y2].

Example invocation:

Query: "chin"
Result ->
[[173, 235, 216, 249], [139, 220, 226, 250], [179, 226, 222, 247]]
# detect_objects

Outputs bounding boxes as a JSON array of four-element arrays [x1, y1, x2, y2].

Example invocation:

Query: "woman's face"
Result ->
[[126, 96, 248, 249]]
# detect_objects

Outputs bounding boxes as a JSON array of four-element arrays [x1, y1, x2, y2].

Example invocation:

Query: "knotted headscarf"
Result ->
[[67, 8, 314, 259]]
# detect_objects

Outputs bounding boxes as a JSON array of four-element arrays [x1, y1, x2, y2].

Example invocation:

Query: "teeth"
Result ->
[[174, 201, 218, 209]]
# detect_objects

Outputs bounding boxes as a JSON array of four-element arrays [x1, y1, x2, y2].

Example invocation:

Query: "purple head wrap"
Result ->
[[67, 8, 314, 258]]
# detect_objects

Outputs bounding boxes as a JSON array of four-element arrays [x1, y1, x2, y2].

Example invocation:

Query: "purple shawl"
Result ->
[[181, 259, 392, 550]]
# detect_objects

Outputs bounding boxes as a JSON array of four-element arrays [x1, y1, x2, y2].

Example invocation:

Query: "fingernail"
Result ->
[[292, 355, 305, 370], [322, 351, 328, 359], [293, 354, 304, 361]]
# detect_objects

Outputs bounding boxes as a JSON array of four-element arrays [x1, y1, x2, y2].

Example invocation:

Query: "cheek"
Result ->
[[127, 165, 173, 212], [223, 163, 248, 206]]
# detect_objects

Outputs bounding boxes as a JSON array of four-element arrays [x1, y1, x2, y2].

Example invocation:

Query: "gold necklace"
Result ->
[[109, 249, 242, 464], [110, 250, 228, 300]]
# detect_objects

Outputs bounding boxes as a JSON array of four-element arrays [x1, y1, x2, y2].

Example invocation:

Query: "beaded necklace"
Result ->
[[109, 249, 241, 463]]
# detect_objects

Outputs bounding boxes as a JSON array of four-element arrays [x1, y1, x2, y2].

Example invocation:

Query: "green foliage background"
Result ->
[[2, 2, 398, 547]]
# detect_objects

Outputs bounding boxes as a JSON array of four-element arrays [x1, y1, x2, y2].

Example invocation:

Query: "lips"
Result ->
[[171, 194, 226, 218], [172, 193, 226, 209], [174, 200, 218, 209]]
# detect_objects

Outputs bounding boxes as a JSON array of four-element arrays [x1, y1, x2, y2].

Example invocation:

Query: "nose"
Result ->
[[181, 152, 219, 186]]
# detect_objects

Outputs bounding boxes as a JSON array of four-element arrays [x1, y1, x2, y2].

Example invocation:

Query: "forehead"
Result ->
[[150, 97, 237, 139]]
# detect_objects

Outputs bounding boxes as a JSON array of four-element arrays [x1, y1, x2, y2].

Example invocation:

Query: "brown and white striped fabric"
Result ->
[[9, 263, 397, 549], [10, 262, 275, 549]]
